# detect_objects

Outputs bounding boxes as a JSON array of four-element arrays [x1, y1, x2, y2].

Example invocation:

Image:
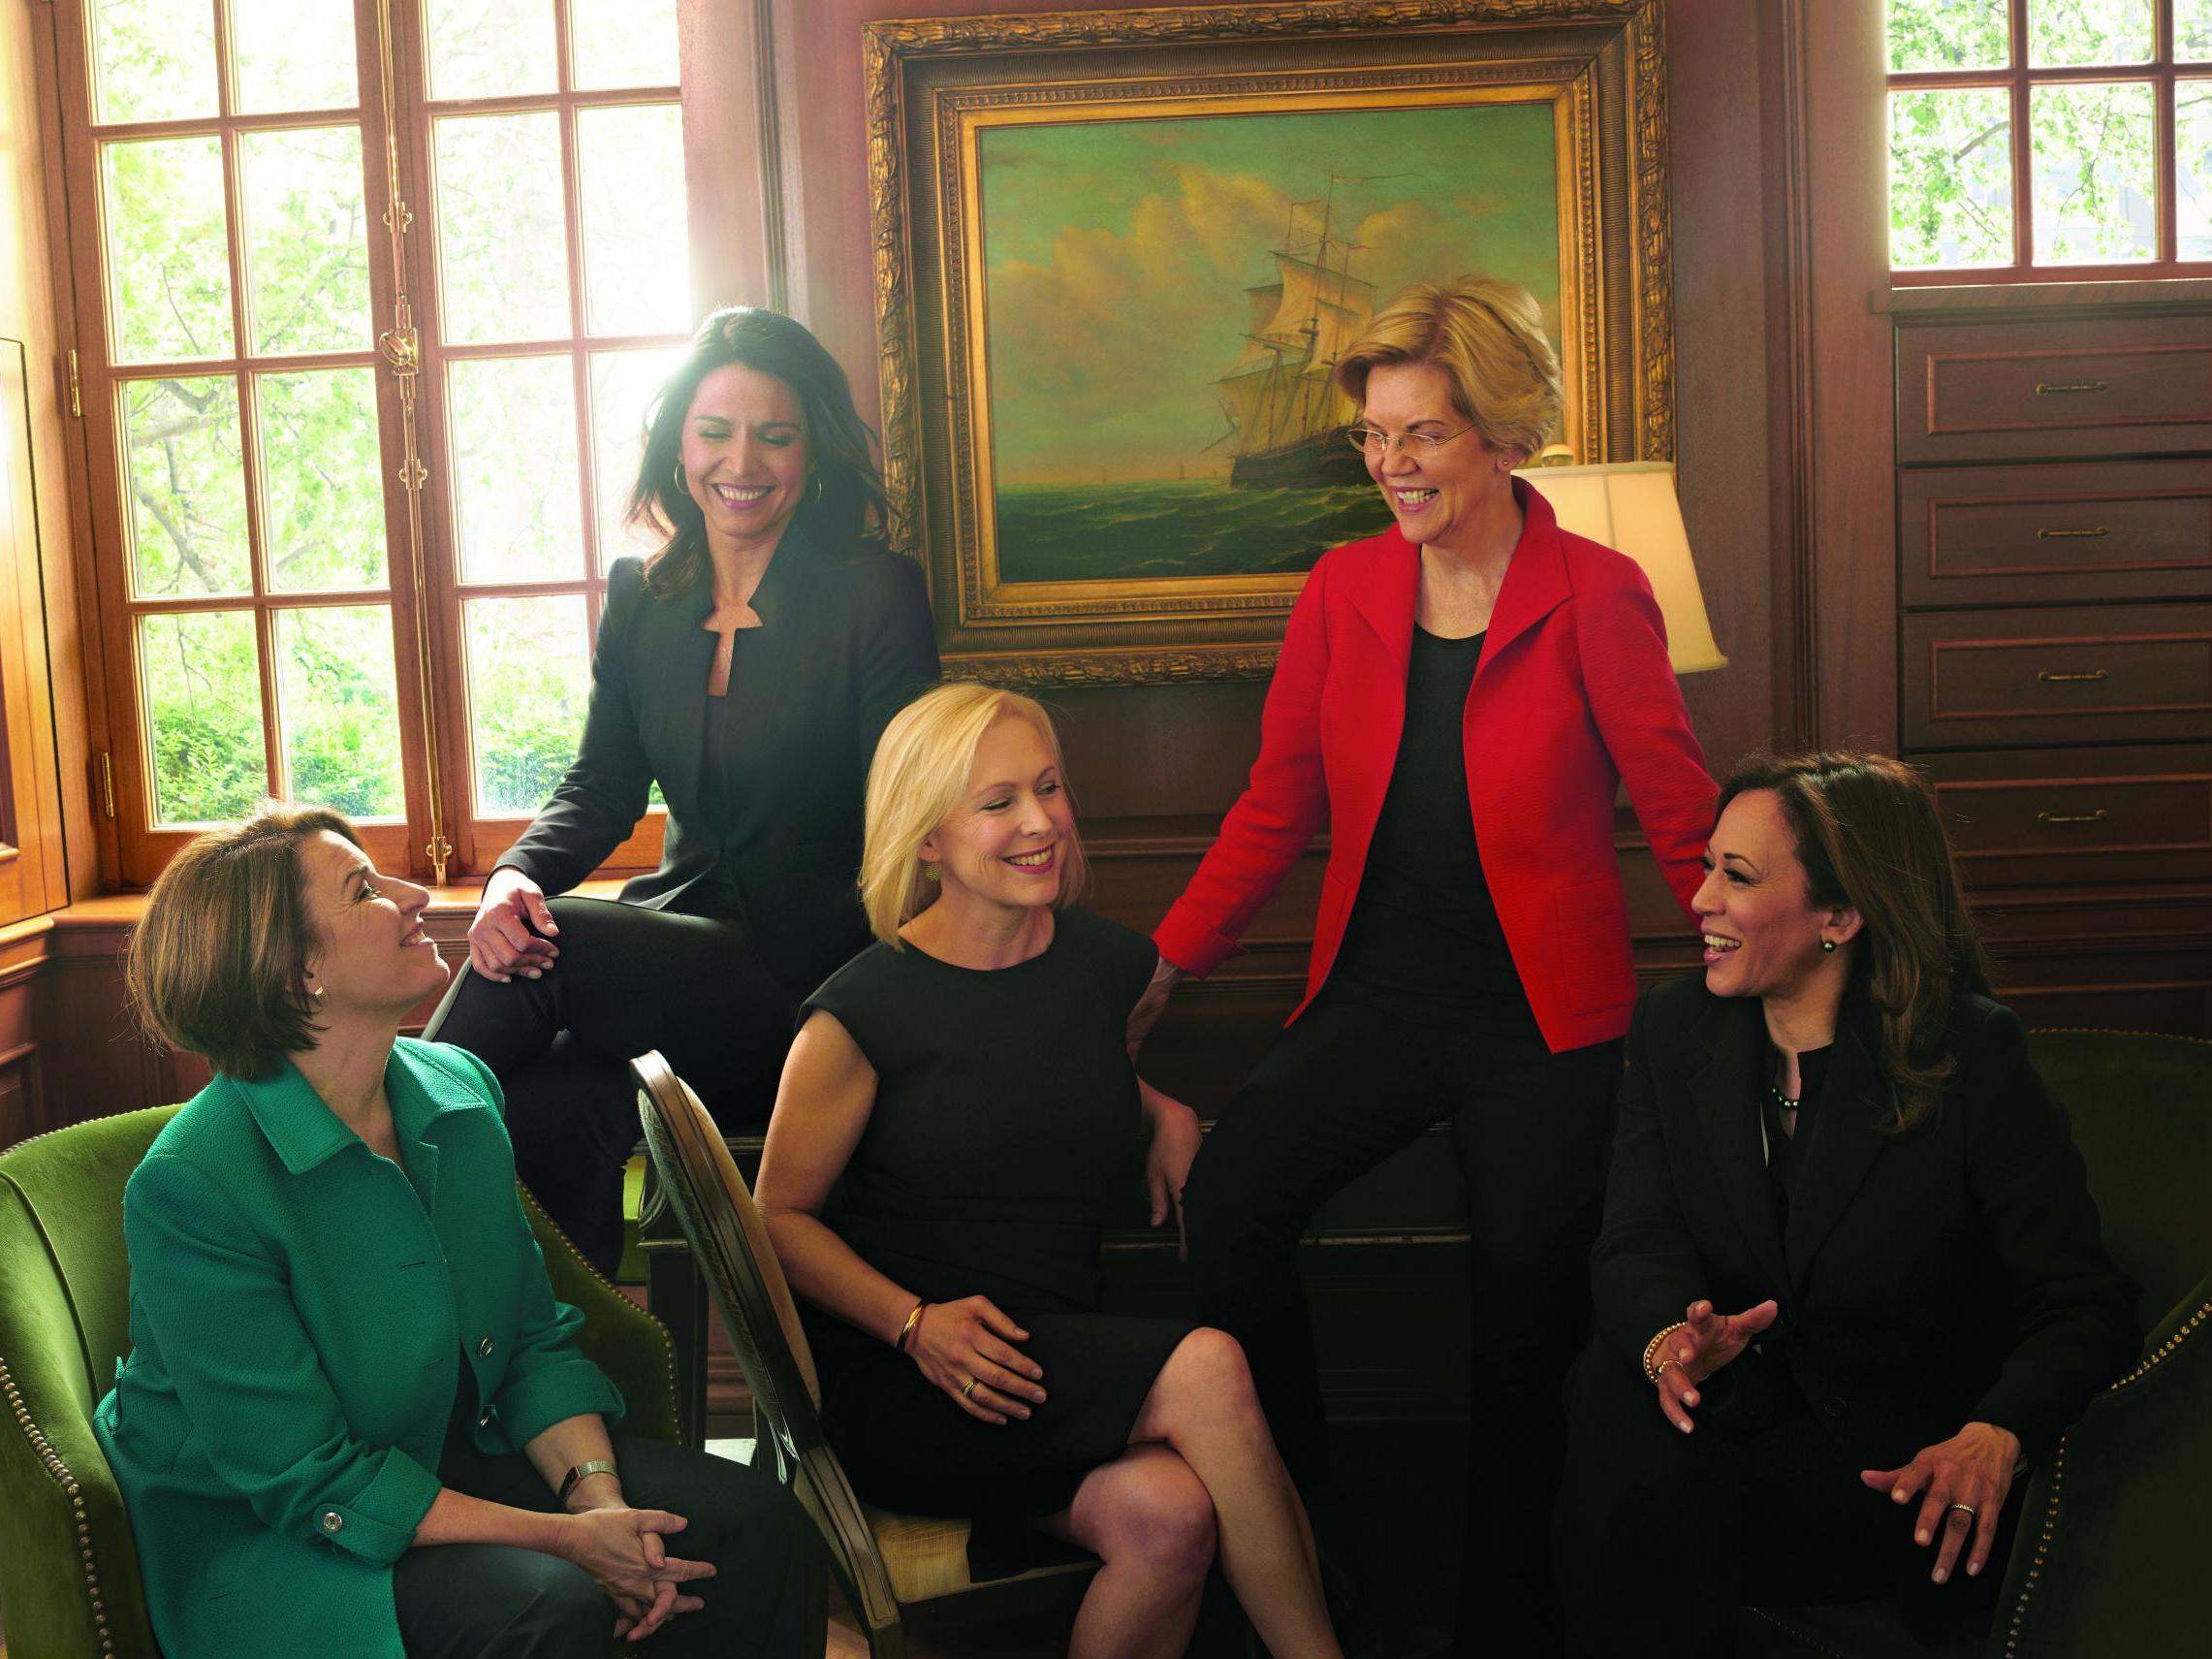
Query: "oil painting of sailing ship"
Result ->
[[976, 99, 1564, 588], [1216, 180, 1376, 492]]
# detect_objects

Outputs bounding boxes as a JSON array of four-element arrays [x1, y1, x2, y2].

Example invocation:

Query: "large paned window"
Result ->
[[1887, 0, 2212, 279], [56, 0, 689, 884]]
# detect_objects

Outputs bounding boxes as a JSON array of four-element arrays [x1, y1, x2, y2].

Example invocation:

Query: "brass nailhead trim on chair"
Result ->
[[521, 1187, 682, 1435], [0, 1353, 116, 1657], [2002, 1293, 2212, 1658]]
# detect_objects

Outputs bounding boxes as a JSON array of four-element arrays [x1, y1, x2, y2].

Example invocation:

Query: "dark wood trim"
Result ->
[[28, 0, 115, 898], [1772, 0, 1818, 749]]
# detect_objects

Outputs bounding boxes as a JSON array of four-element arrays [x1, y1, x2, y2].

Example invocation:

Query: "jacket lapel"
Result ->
[[1684, 996, 1791, 1292], [1475, 478, 1570, 677], [635, 574, 715, 819], [1345, 526, 1418, 678], [1784, 1018, 1893, 1283], [385, 1043, 491, 1219], [237, 1062, 359, 1175]]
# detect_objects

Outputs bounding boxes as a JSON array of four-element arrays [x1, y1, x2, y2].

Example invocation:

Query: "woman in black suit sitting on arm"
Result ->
[[426, 306, 937, 1274], [1554, 751, 2137, 1656]]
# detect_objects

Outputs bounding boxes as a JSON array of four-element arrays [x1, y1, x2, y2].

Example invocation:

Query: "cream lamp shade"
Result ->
[[1510, 459, 1729, 674]]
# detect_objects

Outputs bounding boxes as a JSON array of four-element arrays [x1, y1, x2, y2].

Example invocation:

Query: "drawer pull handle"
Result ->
[[2037, 810, 2107, 826], [2036, 526, 2108, 540], [2035, 380, 2108, 395], [2036, 668, 2109, 684]]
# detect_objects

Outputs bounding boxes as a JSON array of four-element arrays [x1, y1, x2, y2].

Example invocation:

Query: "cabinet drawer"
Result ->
[[1897, 314, 2212, 463], [1901, 604, 2212, 749], [1900, 460, 2212, 608], [1919, 745, 2212, 886]]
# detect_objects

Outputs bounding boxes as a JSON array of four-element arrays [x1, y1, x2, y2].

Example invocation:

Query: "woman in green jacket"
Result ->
[[93, 804, 816, 1659]]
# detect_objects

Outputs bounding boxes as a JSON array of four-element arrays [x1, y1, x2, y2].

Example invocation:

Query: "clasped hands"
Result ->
[[557, 1486, 715, 1643], [1650, 1298, 2020, 1585]]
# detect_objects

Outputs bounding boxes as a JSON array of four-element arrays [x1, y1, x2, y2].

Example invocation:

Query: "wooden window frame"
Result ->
[[1889, 0, 2212, 284], [48, 0, 689, 889]]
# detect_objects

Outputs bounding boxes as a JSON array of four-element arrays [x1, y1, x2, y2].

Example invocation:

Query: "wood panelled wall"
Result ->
[[0, 0, 97, 1146], [14, 0, 1867, 1123], [18, 3, 2198, 1123], [673, 0, 1804, 1101]]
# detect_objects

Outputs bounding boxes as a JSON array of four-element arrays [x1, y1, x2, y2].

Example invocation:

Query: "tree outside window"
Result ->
[[1887, 0, 2212, 278], [61, 0, 690, 883]]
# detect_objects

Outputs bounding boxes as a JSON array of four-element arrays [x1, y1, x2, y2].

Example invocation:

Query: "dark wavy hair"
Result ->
[[629, 306, 892, 598], [1718, 751, 1992, 1136]]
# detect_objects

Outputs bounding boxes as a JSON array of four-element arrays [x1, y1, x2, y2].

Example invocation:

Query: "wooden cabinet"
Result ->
[[1892, 295, 2212, 1036]]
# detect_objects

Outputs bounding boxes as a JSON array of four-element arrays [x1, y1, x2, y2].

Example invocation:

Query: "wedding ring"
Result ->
[[961, 1378, 979, 1400]]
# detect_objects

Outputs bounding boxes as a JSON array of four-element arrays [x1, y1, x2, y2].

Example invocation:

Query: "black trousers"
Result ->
[[1180, 985, 1623, 1658], [423, 896, 796, 1276], [1551, 1343, 1999, 1658], [393, 1432, 821, 1659]]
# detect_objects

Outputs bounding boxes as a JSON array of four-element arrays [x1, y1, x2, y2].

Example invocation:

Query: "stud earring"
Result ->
[[1820, 939, 1836, 953], [923, 863, 941, 882], [306, 982, 327, 1003]]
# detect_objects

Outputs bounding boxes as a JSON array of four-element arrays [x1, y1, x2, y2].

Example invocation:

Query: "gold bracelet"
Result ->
[[896, 1300, 927, 1353], [1643, 1321, 1690, 1384]]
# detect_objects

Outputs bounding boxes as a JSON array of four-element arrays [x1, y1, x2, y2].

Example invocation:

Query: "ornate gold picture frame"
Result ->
[[866, 0, 1673, 686]]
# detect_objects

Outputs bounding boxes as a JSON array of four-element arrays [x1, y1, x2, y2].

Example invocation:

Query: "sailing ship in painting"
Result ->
[[1215, 182, 1375, 491]]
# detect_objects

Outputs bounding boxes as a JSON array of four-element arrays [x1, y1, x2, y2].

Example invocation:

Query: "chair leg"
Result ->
[[647, 1247, 710, 1448]]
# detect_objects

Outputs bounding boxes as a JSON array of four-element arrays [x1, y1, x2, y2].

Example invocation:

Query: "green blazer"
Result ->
[[92, 1038, 624, 1659]]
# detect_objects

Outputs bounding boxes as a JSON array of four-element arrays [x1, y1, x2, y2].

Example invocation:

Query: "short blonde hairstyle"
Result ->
[[859, 683, 1089, 946], [1334, 275, 1564, 464], [126, 802, 358, 1080]]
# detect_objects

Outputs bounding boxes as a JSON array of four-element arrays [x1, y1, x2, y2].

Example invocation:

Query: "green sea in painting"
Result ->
[[995, 481, 1387, 584]]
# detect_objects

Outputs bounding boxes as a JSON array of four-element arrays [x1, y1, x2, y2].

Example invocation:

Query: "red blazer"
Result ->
[[1154, 481, 1716, 1054]]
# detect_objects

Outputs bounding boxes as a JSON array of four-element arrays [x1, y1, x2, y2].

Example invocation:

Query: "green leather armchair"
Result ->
[[1746, 1028, 2212, 1658], [0, 1104, 680, 1659]]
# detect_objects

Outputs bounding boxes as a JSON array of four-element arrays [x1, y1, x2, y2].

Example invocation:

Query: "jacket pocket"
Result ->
[[1552, 878, 1634, 1015]]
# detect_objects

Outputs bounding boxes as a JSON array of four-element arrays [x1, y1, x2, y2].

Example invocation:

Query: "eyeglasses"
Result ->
[[1343, 423, 1479, 459]]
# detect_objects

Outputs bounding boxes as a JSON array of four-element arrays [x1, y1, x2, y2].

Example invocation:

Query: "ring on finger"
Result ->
[[961, 1377, 979, 1400], [1944, 1503, 1977, 1523]]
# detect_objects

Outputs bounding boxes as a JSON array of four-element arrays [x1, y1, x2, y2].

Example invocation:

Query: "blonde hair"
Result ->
[[1334, 275, 1564, 464], [859, 683, 1089, 945], [126, 802, 358, 1080]]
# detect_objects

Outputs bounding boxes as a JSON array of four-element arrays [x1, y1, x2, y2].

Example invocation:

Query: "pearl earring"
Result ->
[[1819, 940, 1836, 953]]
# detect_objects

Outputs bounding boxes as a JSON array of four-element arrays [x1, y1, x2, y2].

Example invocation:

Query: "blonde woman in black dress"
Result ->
[[754, 683, 1341, 1659]]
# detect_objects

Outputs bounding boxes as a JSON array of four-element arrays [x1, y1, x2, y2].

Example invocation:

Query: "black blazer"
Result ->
[[1593, 973, 2137, 1475], [498, 526, 937, 1000]]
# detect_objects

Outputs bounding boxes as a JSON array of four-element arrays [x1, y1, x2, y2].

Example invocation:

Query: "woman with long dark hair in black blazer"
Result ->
[[426, 306, 937, 1275], [1553, 752, 2136, 1656]]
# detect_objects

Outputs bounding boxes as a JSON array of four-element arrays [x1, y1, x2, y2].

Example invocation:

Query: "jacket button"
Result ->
[[1822, 1395, 1849, 1419], [478, 1407, 495, 1428], [319, 1511, 344, 1534], [477, 1336, 494, 1357]]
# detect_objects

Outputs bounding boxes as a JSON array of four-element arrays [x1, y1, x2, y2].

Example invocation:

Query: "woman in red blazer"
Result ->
[[1146, 277, 1715, 1654]]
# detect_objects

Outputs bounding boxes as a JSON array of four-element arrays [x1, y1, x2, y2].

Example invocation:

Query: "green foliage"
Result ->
[[142, 612, 265, 825], [98, 3, 685, 833], [1887, 1, 2180, 269], [1887, 0, 2009, 73]]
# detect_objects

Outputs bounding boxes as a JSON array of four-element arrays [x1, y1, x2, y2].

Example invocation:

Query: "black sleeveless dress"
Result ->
[[799, 909, 1194, 1573]]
